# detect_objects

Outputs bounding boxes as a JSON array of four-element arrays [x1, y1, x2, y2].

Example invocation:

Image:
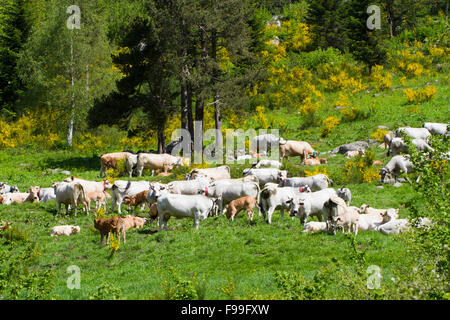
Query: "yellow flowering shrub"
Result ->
[[404, 86, 437, 104], [320, 116, 340, 137], [304, 166, 328, 177], [371, 128, 388, 142], [369, 65, 392, 90], [74, 133, 107, 153]]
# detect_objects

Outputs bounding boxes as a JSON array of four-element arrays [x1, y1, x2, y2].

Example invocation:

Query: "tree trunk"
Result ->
[[187, 83, 194, 149], [211, 30, 222, 160], [157, 128, 166, 154], [181, 83, 188, 130], [67, 32, 74, 147]]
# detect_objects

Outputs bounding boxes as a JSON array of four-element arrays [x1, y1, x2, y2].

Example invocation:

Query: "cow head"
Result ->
[[148, 183, 165, 203], [28, 186, 40, 203], [379, 168, 390, 183], [71, 226, 81, 235]]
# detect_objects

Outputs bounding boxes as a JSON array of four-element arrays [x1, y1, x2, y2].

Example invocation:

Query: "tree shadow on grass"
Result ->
[[39, 155, 100, 173]]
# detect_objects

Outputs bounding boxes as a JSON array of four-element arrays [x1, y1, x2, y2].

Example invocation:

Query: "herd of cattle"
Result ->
[[0, 122, 447, 243]]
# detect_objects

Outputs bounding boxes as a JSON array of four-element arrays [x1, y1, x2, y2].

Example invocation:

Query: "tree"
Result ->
[[0, 0, 30, 116], [17, 0, 116, 146], [342, 0, 387, 70]]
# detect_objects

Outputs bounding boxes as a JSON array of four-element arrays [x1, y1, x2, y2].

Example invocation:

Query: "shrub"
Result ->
[[370, 128, 388, 142], [320, 116, 340, 137], [343, 149, 379, 184], [89, 283, 123, 300], [369, 65, 392, 91], [404, 86, 437, 104], [158, 267, 198, 300]]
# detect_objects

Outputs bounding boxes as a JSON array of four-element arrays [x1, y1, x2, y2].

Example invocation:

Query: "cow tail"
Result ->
[[327, 176, 334, 186]]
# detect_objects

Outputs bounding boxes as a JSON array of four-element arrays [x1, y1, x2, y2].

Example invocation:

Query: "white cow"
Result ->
[[259, 184, 311, 224], [279, 174, 333, 192], [198, 181, 260, 216], [63, 177, 111, 194], [387, 137, 434, 156], [336, 187, 352, 206], [242, 168, 287, 187], [379, 155, 414, 183], [50, 225, 80, 236], [148, 183, 218, 231], [167, 177, 213, 195], [0, 183, 19, 195], [125, 153, 139, 177], [423, 122, 448, 135], [395, 127, 431, 141], [324, 197, 359, 235], [286, 188, 338, 225], [252, 159, 283, 169], [37, 187, 56, 203], [188, 166, 231, 181], [303, 221, 327, 233], [53, 182, 88, 215], [136, 153, 183, 177], [111, 180, 150, 214]]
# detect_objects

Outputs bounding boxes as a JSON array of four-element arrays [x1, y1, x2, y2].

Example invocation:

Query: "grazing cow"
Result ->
[[148, 183, 219, 231], [357, 207, 394, 231], [110, 180, 150, 214], [99, 152, 132, 177], [136, 153, 183, 177], [167, 177, 213, 195], [1, 187, 40, 205], [279, 140, 316, 163], [225, 196, 260, 221], [423, 122, 448, 135], [125, 153, 139, 177], [303, 158, 327, 165], [50, 225, 80, 237], [94, 216, 126, 245], [243, 168, 287, 187], [122, 215, 148, 232], [345, 150, 365, 158], [251, 134, 285, 154], [198, 181, 260, 216], [252, 159, 283, 169], [260, 184, 311, 224], [303, 221, 327, 233], [372, 160, 384, 166], [379, 155, 414, 183], [53, 182, 88, 215], [325, 197, 359, 235], [336, 187, 352, 206], [394, 127, 431, 142], [37, 187, 56, 203], [0, 183, 19, 195], [279, 174, 333, 192], [387, 137, 434, 156], [287, 188, 339, 225], [122, 190, 149, 212], [187, 166, 231, 181]]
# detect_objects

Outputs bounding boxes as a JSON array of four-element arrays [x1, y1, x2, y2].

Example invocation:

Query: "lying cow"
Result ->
[[122, 215, 147, 232], [279, 140, 316, 163], [188, 165, 231, 181], [242, 168, 287, 187], [303, 221, 327, 233], [279, 174, 333, 192], [394, 127, 431, 142], [1, 187, 40, 205], [345, 150, 365, 158], [148, 183, 219, 231], [252, 159, 282, 169], [422, 122, 448, 135], [0, 183, 19, 195], [50, 225, 80, 237], [260, 184, 311, 224], [225, 196, 260, 221], [303, 158, 327, 165], [387, 137, 434, 156]]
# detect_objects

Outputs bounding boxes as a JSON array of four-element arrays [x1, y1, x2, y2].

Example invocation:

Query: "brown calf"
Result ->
[[94, 216, 126, 245], [303, 158, 328, 165], [225, 196, 260, 221], [122, 190, 149, 213]]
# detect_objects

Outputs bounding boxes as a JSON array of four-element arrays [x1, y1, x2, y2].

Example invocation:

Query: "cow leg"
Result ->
[[193, 214, 200, 230], [267, 207, 276, 224]]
